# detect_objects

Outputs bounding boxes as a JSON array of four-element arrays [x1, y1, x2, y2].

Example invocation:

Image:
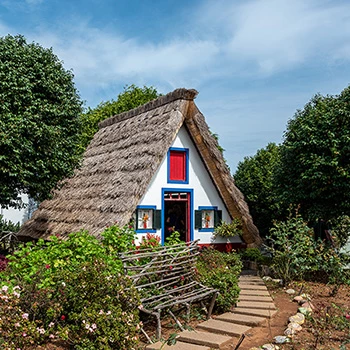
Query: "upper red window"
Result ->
[[168, 148, 189, 183]]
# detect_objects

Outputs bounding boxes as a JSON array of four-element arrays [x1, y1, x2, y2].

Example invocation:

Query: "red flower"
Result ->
[[181, 276, 184, 281], [345, 313, 350, 320], [45, 264, 50, 269], [169, 266, 173, 270], [61, 315, 66, 321]]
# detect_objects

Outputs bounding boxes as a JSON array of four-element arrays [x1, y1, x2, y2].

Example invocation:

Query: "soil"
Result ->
[[33, 281, 350, 349]]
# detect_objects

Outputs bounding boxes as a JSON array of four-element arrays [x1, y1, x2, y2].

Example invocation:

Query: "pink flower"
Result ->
[[14, 322, 20, 328], [49, 334, 55, 339], [45, 264, 50, 269], [22, 313, 29, 320], [22, 332, 27, 337], [1, 285, 8, 293], [169, 266, 173, 270]]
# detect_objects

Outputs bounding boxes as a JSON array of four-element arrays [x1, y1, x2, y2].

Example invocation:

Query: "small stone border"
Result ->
[[248, 280, 314, 350]]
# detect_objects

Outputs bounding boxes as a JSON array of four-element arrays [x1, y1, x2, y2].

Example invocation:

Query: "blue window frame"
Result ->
[[167, 147, 189, 184], [136, 205, 157, 233]]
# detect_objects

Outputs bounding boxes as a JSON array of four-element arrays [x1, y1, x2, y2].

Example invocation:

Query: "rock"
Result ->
[[301, 301, 314, 310], [286, 289, 296, 295], [288, 322, 303, 331], [298, 307, 312, 315], [262, 344, 279, 350], [263, 276, 272, 281], [249, 348, 261, 350], [274, 335, 290, 344], [284, 327, 297, 337], [272, 279, 283, 285], [288, 312, 305, 325], [293, 295, 306, 303]]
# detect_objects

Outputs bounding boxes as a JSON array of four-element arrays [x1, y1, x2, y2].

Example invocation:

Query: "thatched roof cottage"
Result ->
[[19, 88, 262, 248]]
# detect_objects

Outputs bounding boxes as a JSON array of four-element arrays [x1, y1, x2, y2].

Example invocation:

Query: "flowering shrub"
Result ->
[[139, 232, 161, 250], [196, 247, 242, 312], [0, 224, 141, 349]]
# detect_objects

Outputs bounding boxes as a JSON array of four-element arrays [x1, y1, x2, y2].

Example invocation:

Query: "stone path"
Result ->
[[146, 274, 277, 350]]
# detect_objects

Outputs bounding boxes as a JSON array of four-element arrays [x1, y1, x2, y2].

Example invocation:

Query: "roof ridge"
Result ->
[[98, 88, 198, 129]]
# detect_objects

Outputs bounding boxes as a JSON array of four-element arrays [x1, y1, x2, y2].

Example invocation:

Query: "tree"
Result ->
[[80, 84, 160, 150], [234, 143, 282, 236], [0, 35, 83, 208], [277, 86, 350, 221]]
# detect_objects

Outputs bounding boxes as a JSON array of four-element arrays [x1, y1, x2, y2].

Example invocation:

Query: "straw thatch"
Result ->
[[19, 88, 262, 247]]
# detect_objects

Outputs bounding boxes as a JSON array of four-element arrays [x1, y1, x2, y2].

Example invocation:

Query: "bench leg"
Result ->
[[155, 309, 161, 340], [207, 292, 218, 319]]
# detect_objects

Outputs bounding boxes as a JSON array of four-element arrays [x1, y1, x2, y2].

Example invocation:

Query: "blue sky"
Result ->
[[1, 0, 350, 171]]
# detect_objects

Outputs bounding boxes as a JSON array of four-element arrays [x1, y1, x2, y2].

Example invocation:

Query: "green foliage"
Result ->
[[331, 215, 350, 248], [165, 230, 185, 246], [267, 214, 350, 288], [80, 84, 160, 149], [196, 248, 242, 312], [0, 215, 20, 232], [277, 87, 350, 221], [239, 247, 271, 266], [0, 35, 83, 208], [234, 143, 282, 236], [213, 218, 243, 239], [0, 224, 141, 349]]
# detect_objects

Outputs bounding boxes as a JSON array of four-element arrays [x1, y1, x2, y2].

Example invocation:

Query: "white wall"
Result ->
[[138, 126, 242, 245]]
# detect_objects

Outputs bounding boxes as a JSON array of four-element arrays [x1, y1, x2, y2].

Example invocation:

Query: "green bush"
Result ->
[[196, 247, 242, 312], [267, 215, 350, 290], [213, 218, 243, 239], [0, 224, 142, 349]]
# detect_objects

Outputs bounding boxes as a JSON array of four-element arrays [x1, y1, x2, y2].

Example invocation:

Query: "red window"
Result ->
[[169, 150, 187, 181]]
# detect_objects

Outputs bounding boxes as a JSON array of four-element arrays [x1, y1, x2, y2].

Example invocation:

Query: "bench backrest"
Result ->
[[120, 240, 200, 299]]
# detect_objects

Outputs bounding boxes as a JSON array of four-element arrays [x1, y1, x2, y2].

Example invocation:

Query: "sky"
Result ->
[[1, 0, 350, 171]]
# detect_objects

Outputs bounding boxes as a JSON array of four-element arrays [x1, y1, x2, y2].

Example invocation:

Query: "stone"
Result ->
[[298, 307, 312, 315], [272, 279, 283, 284], [284, 327, 297, 337], [301, 302, 314, 310], [262, 276, 272, 281], [262, 344, 279, 350], [288, 312, 305, 325], [286, 289, 296, 295], [274, 335, 290, 344], [293, 296, 306, 303], [288, 322, 303, 331], [249, 348, 261, 350]]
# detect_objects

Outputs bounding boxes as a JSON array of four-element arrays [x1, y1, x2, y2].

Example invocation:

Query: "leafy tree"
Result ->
[[80, 84, 160, 149], [234, 143, 282, 236], [277, 86, 350, 221], [0, 35, 83, 208]]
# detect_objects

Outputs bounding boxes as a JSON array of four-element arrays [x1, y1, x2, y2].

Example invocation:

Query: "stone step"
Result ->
[[238, 283, 268, 290], [239, 278, 266, 285], [236, 301, 276, 310], [197, 318, 251, 337], [146, 341, 211, 350], [239, 295, 273, 302], [233, 307, 277, 318], [215, 312, 266, 327], [240, 289, 271, 296], [177, 330, 234, 349]]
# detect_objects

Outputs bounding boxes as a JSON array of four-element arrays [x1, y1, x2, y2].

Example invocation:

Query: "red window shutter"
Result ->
[[170, 150, 186, 181]]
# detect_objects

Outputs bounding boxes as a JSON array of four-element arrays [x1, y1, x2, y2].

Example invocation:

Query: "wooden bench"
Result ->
[[120, 240, 218, 340]]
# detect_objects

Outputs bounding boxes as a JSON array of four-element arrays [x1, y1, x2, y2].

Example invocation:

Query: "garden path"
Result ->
[[146, 273, 277, 349]]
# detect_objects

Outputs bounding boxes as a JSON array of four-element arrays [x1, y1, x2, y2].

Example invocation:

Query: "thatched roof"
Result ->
[[19, 88, 262, 247]]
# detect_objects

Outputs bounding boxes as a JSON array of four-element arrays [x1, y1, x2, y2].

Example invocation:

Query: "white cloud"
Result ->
[[196, 0, 350, 75]]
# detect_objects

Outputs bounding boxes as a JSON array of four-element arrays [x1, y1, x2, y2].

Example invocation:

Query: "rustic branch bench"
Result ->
[[120, 240, 218, 340]]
